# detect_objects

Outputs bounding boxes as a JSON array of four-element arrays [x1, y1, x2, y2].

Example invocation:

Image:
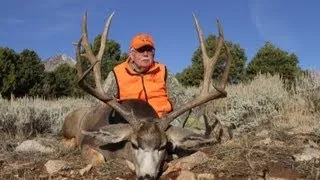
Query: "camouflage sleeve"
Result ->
[[102, 71, 118, 98], [166, 70, 194, 127]]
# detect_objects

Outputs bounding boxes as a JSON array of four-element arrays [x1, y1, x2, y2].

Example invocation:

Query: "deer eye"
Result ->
[[131, 143, 139, 150], [159, 144, 166, 151]]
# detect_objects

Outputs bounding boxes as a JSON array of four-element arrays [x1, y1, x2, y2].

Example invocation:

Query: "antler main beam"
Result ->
[[75, 11, 139, 126], [160, 14, 232, 130], [78, 11, 114, 94]]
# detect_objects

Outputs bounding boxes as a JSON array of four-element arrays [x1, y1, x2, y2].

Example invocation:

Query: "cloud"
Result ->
[[248, 0, 298, 52]]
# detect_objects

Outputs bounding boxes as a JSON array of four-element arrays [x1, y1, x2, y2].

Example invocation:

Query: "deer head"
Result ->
[[76, 11, 232, 180]]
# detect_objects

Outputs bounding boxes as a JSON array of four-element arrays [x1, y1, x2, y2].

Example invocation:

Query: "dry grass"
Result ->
[[185, 72, 320, 137], [275, 71, 320, 134], [0, 72, 320, 179], [1, 71, 319, 138], [192, 126, 316, 179], [0, 96, 95, 138]]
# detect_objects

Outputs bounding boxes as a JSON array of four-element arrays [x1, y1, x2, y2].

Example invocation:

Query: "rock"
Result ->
[[38, 174, 49, 180], [16, 140, 54, 154], [45, 160, 69, 174], [163, 151, 209, 175], [79, 164, 92, 176], [125, 160, 135, 172], [256, 129, 269, 137], [197, 173, 215, 180], [293, 147, 320, 162], [176, 170, 196, 180], [308, 139, 318, 148], [260, 137, 272, 145]]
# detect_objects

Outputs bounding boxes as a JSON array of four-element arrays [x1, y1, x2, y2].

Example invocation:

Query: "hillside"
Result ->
[[43, 54, 75, 72], [0, 73, 319, 179]]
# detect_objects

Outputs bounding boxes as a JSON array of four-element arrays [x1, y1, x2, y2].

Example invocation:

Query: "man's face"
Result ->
[[130, 46, 155, 70]]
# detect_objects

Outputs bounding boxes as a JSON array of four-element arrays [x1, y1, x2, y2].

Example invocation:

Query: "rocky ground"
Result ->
[[1, 121, 320, 180]]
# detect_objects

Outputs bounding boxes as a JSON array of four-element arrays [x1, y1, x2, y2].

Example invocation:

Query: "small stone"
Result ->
[[293, 147, 320, 162], [197, 173, 215, 180], [16, 140, 54, 154], [163, 151, 209, 175], [79, 164, 92, 176], [260, 137, 271, 145], [176, 170, 196, 180], [256, 129, 269, 137], [45, 160, 68, 174]]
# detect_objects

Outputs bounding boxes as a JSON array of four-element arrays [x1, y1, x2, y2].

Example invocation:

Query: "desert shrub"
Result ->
[[1, 71, 319, 139], [295, 70, 320, 113], [185, 71, 320, 135], [182, 73, 291, 133], [277, 70, 320, 134], [210, 73, 290, 134], [0, 96, 95, 137]]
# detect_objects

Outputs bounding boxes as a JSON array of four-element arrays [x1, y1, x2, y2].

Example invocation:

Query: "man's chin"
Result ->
[[139, 67, 150, 72], [140, 64, 152, 69]]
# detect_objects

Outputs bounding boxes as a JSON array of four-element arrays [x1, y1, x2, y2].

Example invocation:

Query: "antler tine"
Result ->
[[97, 11, 115, 61], [76, 10, 112, 99], [81, 10, 105, 93], [219, 42, 232, 89], [76, 11, 139, 126], [76, 37, 108, 101], [159, 14, 231, 131], [81, 10, 97, 65], [193, 13, 224, 95]]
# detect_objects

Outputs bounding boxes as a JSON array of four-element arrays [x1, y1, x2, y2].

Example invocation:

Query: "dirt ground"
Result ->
[[1, 123, 320, 180]]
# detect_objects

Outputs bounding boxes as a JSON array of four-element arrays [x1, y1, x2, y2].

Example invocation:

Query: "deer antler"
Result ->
[[75, 11, 139, 126], [160, 14, 232, 130]]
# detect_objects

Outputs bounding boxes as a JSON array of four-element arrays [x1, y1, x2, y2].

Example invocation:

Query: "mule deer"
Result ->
[[62, 10, 231, 180]]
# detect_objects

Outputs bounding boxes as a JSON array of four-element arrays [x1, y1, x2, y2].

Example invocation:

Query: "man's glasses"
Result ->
[[134, 46, 155, 54]]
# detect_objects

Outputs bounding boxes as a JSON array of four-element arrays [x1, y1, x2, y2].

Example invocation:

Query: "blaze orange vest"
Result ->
[[113, 59, 173, 117]]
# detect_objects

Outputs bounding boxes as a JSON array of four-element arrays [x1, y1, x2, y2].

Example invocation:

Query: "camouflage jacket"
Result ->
[[102, 69, 192, 126]]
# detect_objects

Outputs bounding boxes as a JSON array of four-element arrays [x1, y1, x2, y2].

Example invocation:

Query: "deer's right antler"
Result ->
[[75, 11, 140, 127], [159, 14, 232, 131]]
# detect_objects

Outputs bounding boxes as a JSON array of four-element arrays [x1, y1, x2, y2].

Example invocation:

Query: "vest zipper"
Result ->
[[140, 75, 148, 102]]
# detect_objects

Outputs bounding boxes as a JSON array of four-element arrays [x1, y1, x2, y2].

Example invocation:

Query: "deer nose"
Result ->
[[138, 174, 155, 180]]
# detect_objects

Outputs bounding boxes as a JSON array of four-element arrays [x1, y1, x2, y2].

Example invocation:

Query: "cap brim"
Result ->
[[133, 43, 154, 49]]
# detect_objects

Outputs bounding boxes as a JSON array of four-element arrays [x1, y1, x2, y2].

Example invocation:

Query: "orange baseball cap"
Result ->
[[130, 33, 155, 49]]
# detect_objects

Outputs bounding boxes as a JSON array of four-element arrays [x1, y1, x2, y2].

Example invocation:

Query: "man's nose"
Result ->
[[143, 50, 149, 56]]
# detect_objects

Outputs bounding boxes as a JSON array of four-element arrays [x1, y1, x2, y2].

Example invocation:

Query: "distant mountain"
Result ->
[[43, 54, 75, 72]]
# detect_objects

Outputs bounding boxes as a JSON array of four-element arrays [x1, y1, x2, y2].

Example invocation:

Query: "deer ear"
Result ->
[[81, 124, 133, 144]]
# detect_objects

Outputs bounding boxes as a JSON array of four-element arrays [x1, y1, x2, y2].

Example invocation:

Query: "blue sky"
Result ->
[[1, 0, 319, 73]]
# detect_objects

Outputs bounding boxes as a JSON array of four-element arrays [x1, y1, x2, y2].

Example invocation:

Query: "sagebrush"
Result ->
[[1, 72, 319, 139], [0, 96, 95, 137], [185, 72, 320, 136]]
